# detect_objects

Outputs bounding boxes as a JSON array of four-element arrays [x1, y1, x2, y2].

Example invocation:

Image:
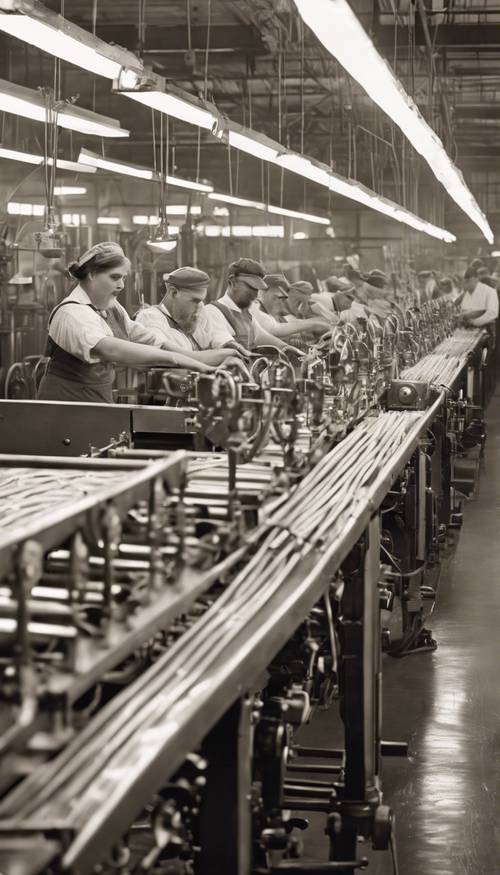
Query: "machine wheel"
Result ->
[[4, 362, 28, 399], [372, 804, 393, 850]]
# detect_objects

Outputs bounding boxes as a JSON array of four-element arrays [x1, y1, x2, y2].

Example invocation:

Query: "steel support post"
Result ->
[[198, 697, 253, 875], [329, 516, 383, 870]]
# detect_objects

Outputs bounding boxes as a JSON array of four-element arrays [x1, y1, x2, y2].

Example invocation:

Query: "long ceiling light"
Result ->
[[208, 191, 331, 226], [78, 148, 213, 193], [0, 145, 96, 173], [3, 2, 456, 242], [0, 78, 128, 137], [208, 192, 266, 210], [292, 0, 492, 243], [115, 70, 218, 131], [267, 204, 330, 226], [0, 3, 140, 79]]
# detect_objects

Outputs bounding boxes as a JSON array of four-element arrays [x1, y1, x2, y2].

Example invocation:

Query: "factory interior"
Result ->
[[0, 1, 499, 873]]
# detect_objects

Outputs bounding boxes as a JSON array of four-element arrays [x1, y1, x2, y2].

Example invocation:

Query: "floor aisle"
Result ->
[[300, 389, 500, 874]]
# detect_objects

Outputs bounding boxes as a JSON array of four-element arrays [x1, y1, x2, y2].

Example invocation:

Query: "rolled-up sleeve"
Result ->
[[470, 287, 499, 326], [49, 305, 110, 363]]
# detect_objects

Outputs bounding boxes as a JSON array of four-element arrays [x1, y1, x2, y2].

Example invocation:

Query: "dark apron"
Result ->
[[38, 300, 129, 404], [211, 301, 256, 349]]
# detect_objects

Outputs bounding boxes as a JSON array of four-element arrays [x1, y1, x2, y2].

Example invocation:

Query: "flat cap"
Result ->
[[325, 275, 353, 292], [366, 268, 388, 289], [289, 280, 315, 296], [228, 257, 267, 291], [417, 270, 432, 279], [164, 266, 210, 289], [463, 266, 478, 280], [263, 273, 290, 295]]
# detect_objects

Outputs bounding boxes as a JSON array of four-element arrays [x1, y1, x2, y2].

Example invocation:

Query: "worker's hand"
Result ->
[[221, 355, 251, 379], [223, 340, 252, 357]]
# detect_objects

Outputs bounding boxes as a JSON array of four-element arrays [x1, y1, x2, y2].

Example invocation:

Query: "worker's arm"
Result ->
[[253, 322, 288, 350], [92, 337, 215, 373], [260, 316, 330, 338], [459, 309, 486, 323]]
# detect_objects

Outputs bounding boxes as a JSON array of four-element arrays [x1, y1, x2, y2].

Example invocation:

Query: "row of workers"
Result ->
[[37, 242, 498, 404]]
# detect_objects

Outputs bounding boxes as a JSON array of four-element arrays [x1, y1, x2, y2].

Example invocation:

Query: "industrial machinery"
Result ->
[[0, 300, 489, 875]]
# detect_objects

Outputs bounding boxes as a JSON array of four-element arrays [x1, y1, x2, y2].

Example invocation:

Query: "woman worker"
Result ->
[[38, 243, 240, 403]]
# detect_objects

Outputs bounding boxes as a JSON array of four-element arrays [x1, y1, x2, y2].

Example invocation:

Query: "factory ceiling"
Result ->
[[1, 0, 499, 237]]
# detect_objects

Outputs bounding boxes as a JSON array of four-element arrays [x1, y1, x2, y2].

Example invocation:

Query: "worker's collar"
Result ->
[[220, 289, 244, 312], [72, 284, 108, 317]]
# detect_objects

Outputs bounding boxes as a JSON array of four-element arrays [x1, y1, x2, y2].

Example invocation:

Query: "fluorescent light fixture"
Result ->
[[78, 148, 213, 193], [209, 192, 266, 210], [275, 153, 331, 187], [8, 201, 44, 216], [209, 190, 330, 226], [0, 13, 122, 79], [267, 205, 330, 226], [293, 231, 309, 240], [116, 69, 217, 131], [293, 0, 493, 243], [227, 129, 279, 163], [97, 216, 120, 225], [0, 145, 96, 173], [54, 186, 86, 195], [166, 175, 213, 193], [79, 148, 153, 180], [0, 77, 128, 138], [492, 250, 500, 257], [213, 206, 229, 217]]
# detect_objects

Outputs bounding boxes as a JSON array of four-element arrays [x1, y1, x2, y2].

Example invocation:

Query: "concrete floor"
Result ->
[[299, 389, 500, 874]]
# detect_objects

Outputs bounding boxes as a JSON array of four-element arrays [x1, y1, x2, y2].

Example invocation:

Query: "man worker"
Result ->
[[252, 273, 330, 338], [203, 258, 301, 352], [134, 266, 249, 373], [459, 266, 499, 330]]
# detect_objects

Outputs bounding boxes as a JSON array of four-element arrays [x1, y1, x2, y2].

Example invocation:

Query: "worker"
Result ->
[[286, 280, 318, 320], [417, 270, 436, 305], [310, 276, 367, 324], [459, 266, 499, 331], [37, 243, 221, 404], [252, 274, 330, 338], [203, 258, 299, 351], [134, 266, 250, 372]]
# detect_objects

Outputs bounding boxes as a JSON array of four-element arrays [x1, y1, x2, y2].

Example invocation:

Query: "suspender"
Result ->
[[152, 305, 202, 351]]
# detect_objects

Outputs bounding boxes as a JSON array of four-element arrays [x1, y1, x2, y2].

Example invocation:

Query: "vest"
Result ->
[[39, 299, 129, 403], [211, 301, 256, 349], [153, 305, 202, 351]]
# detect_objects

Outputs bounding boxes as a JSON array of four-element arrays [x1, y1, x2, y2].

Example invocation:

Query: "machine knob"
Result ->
[[63, 438, 71, 445], [397, 385, 415, 404]]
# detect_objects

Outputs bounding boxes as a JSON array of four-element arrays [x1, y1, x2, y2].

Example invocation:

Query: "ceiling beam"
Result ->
[[373, 23, 500, 48]]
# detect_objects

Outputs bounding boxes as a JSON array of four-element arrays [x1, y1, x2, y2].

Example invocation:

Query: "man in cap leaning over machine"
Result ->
[[250, 273, 330, 338], [135, 266, 249, 375], [203, 258, 301, 352]]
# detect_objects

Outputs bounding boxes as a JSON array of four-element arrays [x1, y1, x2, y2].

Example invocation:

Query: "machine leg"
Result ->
[[198, 697, 253, 875], [328, 516, 390, 871]]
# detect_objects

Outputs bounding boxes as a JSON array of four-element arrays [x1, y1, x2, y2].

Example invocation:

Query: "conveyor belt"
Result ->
[[402, 328, 483, 385], [0, 327, 487, 873]]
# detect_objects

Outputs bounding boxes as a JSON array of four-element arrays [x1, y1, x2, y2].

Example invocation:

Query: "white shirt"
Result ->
[[461, 281, 499, 327], [310, 292, 366, 324], [48, 285, 163, 363], [135, 302, 224, 351], [250, 299, 281, 333]]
